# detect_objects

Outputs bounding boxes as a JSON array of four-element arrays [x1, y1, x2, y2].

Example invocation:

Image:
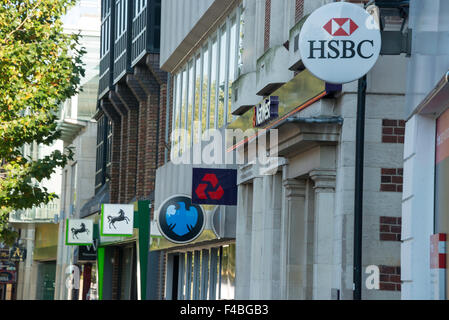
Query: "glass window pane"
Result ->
[[220, 244, 235, 300], [202, 46, 209, 133], [201, 249, 210, 300], [210, 38, 218, 129], [180, 68, 188, 154], [228, 17, 237, 124], [187, 62, 194, 149], [218, 26, 227, 128], [238, 5, 245, 78], [172, 73, 181, 155], [194, 55, 201, 144]]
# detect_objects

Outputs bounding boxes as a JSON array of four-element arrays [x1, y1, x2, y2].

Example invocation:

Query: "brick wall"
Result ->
[[379, 265, 401, 291], [99, 53, 168, 205], [380, 168, 403, 192], [158, 83, 168, 168], [380, 216, 401, 241], [382, 119, 405, 144], [136, 100, 148, 199], [125, 107, 139, 202], [295, 0, 304, 23], [119, 113, 128, 203], [264, 0, 271, 52]]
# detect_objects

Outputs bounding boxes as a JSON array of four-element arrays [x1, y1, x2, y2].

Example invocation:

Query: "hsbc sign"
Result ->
[[298, 2, 381, 84]]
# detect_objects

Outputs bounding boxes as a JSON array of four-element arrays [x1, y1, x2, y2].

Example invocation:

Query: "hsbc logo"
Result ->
[[298, 2, 381, 84], [323, 18, 359, 36]]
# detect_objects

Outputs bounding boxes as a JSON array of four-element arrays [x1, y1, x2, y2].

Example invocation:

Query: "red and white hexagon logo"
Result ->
[[323, 18, 359, 36]]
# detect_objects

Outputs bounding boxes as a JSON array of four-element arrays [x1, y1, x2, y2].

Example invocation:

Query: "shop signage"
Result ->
[[192, 168, 238, 206], [298, 2, 381, 84], [253, 96, 279, 127], [157, 195, 205, 244], [0, 270, 15, 284], [0, 249, 9, 262], [101, 204, 134, 237], [65, 219, 94, 246], [9, 243, 26, 262], [430, 233, 446, 300], [78, 240, 98, 261]]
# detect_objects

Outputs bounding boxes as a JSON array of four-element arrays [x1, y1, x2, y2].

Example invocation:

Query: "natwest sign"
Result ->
[[253, 96, 279, 127], [298, 2, 381, 84]]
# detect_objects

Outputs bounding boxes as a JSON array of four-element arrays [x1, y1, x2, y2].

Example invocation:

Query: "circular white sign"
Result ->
[[298, 2, 381, 84]]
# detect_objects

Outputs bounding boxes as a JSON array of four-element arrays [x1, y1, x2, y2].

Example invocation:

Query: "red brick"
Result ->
[[382, 127, 393, 134], [295, 0, 304, 23], [394, 127, 405, 135], [379, 274, 390, 282], [390, 275, 401, 283], [380, 265, 396, 274], [390, 226, 401, 233], [264, 0, 271, 51], [380, 233, 398, 241], [381, 184, 397, 192], [381, 168, 397, 175], [383, 119, 398, 126], [381, 175, 392, 183], [398, 120, 406, 127], [396, 185, 403, 192], [392, 176, 403, 184], [380, 224, 390, 232], [380, 216, 397, 224], [398, 136, 405, 144], [382, 135, 398, 143]]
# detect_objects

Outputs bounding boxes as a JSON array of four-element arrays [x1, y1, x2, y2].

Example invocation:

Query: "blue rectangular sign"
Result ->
[[192, 168, 238, 206]]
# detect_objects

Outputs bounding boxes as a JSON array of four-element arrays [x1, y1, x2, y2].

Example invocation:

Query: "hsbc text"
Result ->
[[308, 40, 375, 59]]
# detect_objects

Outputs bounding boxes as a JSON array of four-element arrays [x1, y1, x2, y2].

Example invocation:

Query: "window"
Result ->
[[194, 55, 201, 144], [171, 244, 235, 300], [201, 45, 209, 133], [170, 6, 244, 156]]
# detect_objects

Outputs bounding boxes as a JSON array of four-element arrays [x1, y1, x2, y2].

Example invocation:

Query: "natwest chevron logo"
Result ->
[[323, 18, 358, 36], [192, 168, 237, 205], [195, 173, 224, 200]]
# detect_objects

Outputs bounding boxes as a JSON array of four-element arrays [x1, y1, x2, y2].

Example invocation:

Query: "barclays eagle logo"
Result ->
[[166, 202, 199, 236], [157, 196, 205, 243]]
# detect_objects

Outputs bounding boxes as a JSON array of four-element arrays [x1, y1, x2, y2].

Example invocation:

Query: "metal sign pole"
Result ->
[[353, 74, 367, 300]]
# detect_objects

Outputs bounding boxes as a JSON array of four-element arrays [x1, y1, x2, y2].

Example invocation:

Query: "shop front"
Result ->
[[152, 162, 237, 300], [34, 223, 59, 300]]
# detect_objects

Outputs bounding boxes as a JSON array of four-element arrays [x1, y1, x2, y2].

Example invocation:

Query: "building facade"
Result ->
[[83, 0, 167, 300], [154, 0, 408, 300], [401, 0, 449, 300]]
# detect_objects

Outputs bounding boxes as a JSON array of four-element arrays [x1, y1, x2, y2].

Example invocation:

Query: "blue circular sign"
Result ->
[[157, 195, 205, 244]]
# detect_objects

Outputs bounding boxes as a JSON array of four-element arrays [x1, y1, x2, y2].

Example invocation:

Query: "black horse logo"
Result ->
[[71, 223, 89, 239], [107, 209, 130, 229]]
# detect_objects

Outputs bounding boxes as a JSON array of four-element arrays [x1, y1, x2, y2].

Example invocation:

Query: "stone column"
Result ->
[[279, 177, 307, 299], [310, 169, 336, 300], [235, 182, 253, 300], [249, 173, 283, 299], [249, 176, 263, 299]]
